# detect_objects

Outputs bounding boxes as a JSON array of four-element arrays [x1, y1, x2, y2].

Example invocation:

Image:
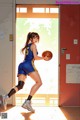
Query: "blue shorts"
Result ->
[[17, 60, 36, 76]]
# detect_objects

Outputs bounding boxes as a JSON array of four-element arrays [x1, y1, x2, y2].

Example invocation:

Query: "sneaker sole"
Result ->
[[22, 105, 35, 112]]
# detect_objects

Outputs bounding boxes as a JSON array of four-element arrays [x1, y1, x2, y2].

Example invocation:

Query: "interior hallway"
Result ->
[[0, 105, 80, 120]]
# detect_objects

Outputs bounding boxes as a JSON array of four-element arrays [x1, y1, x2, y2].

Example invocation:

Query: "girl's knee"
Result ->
[[38, 81, 42, 87], [16, 81, 25, 91]]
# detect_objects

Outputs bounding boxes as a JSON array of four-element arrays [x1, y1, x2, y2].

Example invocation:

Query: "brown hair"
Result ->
[[21, 32, 40, 53]]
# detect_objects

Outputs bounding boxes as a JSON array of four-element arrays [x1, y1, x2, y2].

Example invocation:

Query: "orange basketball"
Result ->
[[42, 50, 53, 61]]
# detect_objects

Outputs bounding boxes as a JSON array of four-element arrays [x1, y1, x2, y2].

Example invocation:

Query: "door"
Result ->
[[59, 5, 80, 106], [16, 5, 59, 106]]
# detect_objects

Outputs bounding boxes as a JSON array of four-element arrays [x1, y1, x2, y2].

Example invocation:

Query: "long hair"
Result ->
[[21, 32, 40, 53]]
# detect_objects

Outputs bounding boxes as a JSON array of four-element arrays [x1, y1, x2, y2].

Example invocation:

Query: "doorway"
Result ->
[[16, 5, 59, 106]]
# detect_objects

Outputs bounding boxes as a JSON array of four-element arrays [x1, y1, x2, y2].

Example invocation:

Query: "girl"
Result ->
[[2, 32, 46, 112]]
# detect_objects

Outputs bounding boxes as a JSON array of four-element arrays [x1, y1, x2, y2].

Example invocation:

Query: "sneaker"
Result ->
[[22, 100, 35, 112], [2, 95, 8, 110]]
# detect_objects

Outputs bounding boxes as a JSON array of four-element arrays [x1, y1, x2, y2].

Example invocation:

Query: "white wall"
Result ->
[[0, 0, 15, 104]]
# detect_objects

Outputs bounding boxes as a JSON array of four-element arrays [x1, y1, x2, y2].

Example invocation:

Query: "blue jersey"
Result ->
[[17, 43, 37, 76], [25, 43, 34, 61]]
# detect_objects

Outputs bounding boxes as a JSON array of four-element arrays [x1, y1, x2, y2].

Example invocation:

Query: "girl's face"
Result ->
[[32, 37, 39, 44]]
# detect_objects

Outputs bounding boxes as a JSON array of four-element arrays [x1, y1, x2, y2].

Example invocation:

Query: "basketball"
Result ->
[[42, 50, 53, 61]]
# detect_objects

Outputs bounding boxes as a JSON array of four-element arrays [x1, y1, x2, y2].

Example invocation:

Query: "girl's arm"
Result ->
[[31, 44, 43, 60]]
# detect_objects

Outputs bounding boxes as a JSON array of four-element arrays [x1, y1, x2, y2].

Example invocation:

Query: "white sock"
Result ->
[[3, 94, 9, 100]]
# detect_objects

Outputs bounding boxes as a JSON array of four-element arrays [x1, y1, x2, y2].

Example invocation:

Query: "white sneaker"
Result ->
[[2, 95, 8, 110], [22, 100, 35, 112]]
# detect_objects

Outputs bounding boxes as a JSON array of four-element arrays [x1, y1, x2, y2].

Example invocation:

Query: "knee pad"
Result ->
[[16, 81, 25, 90]]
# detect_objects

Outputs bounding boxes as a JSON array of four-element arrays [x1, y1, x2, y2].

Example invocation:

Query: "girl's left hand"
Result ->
[[43, 56, 49, 61]]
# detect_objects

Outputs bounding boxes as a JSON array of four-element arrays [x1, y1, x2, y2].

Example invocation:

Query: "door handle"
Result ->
[[61, 48, 67, 54]]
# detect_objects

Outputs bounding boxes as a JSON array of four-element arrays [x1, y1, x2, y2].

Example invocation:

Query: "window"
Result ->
[[32, 7, 59, 13], [16, 7, 27, 13]]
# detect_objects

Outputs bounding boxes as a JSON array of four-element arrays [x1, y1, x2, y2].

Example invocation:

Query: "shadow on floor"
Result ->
[[60, 107, 80, 120], [21, 112, 35, 120]]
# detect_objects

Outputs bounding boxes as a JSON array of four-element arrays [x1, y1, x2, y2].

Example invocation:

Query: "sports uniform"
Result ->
[[17, 43, 37, 76], [2, 32, 42, 112]]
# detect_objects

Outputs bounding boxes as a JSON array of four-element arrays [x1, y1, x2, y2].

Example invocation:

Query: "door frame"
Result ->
[[14, 4, 60, 106]]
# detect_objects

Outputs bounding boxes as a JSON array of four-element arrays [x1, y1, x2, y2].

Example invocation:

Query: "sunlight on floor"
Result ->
[[2, 106, 67, 120]]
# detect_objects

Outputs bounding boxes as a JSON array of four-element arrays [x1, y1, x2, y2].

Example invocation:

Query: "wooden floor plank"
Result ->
[[0, 105, 80, 120]]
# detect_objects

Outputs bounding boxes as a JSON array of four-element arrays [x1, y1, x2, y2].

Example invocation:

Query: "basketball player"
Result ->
[[2, 32, 47, 112]]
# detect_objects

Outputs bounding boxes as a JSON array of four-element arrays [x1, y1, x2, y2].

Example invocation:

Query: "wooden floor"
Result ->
[[0, 105, 80, 120]]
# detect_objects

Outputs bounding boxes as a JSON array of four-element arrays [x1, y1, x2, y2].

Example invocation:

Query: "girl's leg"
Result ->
[[29, 71, 42, 96], [22, 71, 42, 112], [2, 74, 26, 110], [26, 71, 42, 101], [3, 74, 26, 105], [7, 74, 26, 98]]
